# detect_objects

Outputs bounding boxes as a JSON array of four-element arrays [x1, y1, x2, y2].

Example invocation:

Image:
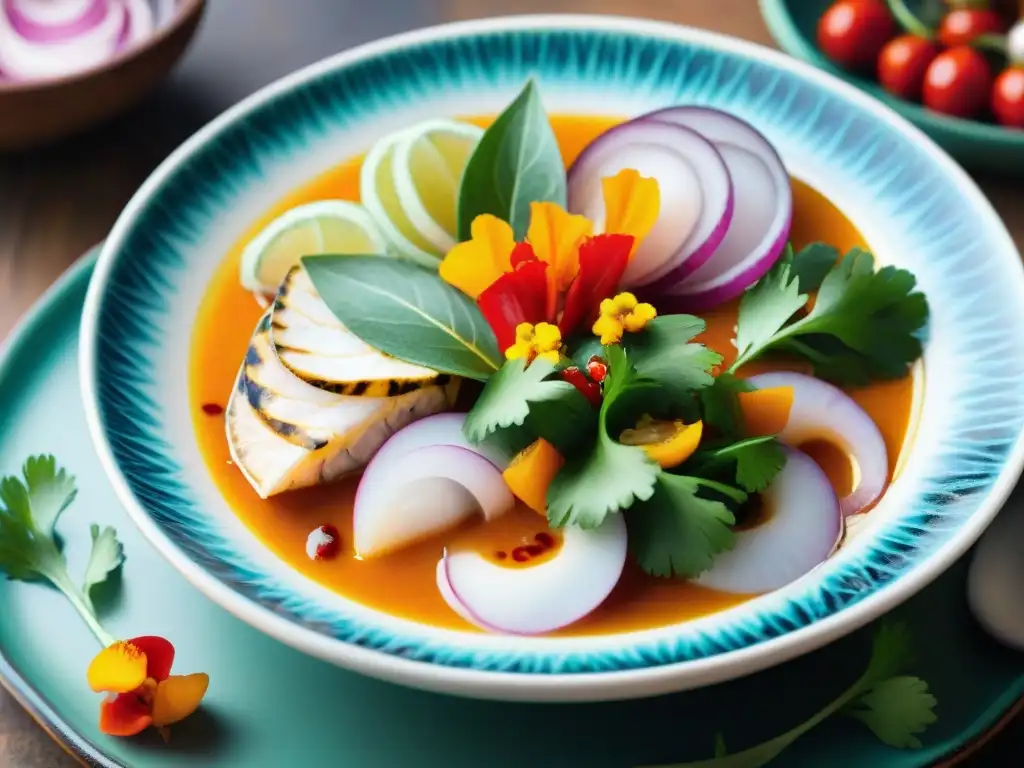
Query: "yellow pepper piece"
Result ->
[[620, 417, 703, 469], [439, 215, 516, 299], [151, 673, 210, 727], [87, 641, 149, 694], [737, 386, 794, 437], [601, 169, 660, 258], [503, 438, 565, 515]]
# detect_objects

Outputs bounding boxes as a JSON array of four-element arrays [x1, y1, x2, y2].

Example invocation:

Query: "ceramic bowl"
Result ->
[[79, 15, 1024, 702], [759, 0, 1024, 177], [0, 0, 205, 151]]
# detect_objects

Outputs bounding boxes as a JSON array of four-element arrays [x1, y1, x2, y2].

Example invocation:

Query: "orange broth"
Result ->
[[189, 115, 918, 636]]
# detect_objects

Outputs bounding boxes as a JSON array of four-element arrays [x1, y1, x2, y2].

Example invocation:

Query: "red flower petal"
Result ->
[[99, 692, 153, 737], [477, 259, 550, 352], [559, 234, 634, 335], [509, 241, 539, 267], [128, 636, 175, 682]]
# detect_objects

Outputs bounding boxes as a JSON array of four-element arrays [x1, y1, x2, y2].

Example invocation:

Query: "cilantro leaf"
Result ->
[[730, 247, 928, 384], [690, 436, 787, 493], [644, 622, 936, 768], [463, 357, 585, 446], [623, 315, 722, 400], [698, 373, 752, 440], [546, 346, 659, 528], [627, 474, 737, 578], [787, 242, 840, 293], [845, 676, 938, 749], [0, 456, 73, 581], [83, 524, 125, 605]]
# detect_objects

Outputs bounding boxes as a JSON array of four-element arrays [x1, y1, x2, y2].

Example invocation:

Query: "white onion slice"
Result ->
[[439, 512, 627, 635], [640, 107, 792, 309], [697, 448, 841, 594], [0, 0, 153, 82], [367, 412, 511, 471], [747, 372, 888, 516], [566, 120, 733, 288], [354, 444, 514, 558]]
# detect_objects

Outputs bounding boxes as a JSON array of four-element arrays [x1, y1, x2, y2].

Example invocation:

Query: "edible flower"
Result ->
[[592, 292, 657, 345], [505, 322, 562, 364], [87, 635, 209, 741], [440, 169, 659, 354]]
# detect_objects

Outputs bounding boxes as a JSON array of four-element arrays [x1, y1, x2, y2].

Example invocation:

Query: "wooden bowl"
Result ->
[[0, 0, 205, 152], [759, 0, 1024, 177]]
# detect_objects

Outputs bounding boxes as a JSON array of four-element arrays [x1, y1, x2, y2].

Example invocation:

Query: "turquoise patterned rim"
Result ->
[[79, 16, 1024, 700]]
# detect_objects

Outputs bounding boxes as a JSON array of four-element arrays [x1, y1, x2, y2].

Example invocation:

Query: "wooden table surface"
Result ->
[[1, 0, 1022, 765]]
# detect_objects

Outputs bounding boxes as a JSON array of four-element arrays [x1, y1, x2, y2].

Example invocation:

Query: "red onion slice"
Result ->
[[567, 121, 733, 288], [642, 107, 793, 309], [438, 512, 627, 635], [367, 412, 511, 471], [746, 372, 888, 517], [0, 0, 152, 82], [697, 448, 841, 594], [354, 444, 515, 559]]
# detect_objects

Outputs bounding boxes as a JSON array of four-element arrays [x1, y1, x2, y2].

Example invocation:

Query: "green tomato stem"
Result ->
[[50, 569, 116, 648], [887, 0, 935, 39], [973, 32, 1009, 55]]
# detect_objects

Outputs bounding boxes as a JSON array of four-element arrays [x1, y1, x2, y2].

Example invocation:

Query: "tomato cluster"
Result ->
[[816, 0, 1024, 128]]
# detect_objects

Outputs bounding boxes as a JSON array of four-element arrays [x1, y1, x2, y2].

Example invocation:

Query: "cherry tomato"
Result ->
[[992, 67, 1024, 128], [923, 46, 993, 118], [937, 9, 1005, 47], [877, 35, 940, 100], [817, 0, 896, 72]]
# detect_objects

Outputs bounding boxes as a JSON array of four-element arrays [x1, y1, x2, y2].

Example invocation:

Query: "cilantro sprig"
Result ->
[[646, 623, 938, 767], [0, 456, 122, 645], [546, 346, 661, 528], [730, 243, 929, 384]]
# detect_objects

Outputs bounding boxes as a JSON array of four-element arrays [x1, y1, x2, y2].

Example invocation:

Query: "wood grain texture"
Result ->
[[0, 0, 1021, 765]]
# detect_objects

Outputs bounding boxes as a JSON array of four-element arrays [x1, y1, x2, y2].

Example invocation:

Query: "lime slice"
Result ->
[[392, 120, 483, 253], [239, 200, 388, 294], [360, 129, 444, 268]]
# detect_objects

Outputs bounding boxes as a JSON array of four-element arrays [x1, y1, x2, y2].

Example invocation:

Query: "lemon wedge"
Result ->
[[239, 200, 388, 294], [360, 128, 444, 267], [392, 120, 483, 253]]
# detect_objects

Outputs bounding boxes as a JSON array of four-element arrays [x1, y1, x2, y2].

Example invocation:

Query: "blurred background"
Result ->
[[0, 1, 1021, 765]]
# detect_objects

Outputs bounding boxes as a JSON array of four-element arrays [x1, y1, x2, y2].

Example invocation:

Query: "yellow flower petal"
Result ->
[[602, 169, 660, 257], [611, 292, 638, 313], [593, 315, 624, 346], [505, 342, 532, 361], [87, 641, 148, 694], [532, 322, 562, 352], [151, 673, 210, 728], [623, 302, 657, 332], [536, 350, 561, 364], [514, 322, 536, 343], [438, 215, 516, 299], [527, 201, 592, 296]]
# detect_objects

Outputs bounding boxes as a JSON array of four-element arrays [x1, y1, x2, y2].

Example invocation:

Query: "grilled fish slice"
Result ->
[[273, 266, 437, 397]]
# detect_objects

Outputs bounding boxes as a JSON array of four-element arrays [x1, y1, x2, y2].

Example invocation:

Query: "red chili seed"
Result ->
[[559, 366, 603, 408], [524, 544, 544, 557], [511, 546, 531, 562], [495, 550, 508, 560], [534, 532, 555, 549], [201, 403, 224, 416], [586, 355, 608, 383], [306, 524, 340, 561]]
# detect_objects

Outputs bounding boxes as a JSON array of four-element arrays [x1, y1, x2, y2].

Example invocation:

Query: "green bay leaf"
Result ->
[[302, 255, 501, 381], [457, 79, 567, 241]]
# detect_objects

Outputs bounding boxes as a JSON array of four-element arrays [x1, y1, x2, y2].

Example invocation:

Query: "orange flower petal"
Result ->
[[439, 215, 516, 299], [128, 636, 175, 682], [87, 641, 148, 694], [601, 169, 660, 257], [99, 693, 153, 737], [151, 673, 210, 728], [527, 201, 592, 314]]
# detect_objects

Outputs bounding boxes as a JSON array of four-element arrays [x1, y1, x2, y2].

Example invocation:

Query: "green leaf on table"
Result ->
[[0, 456, 75, 582], [546, 346, 660, 528], [83, 524, 124, 600], [302, 255, 502, 381], [457, 79, 567, 241], [627, 473, 738, 579], [845, 676, 938, 749], [463, 357, 595, 453]]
